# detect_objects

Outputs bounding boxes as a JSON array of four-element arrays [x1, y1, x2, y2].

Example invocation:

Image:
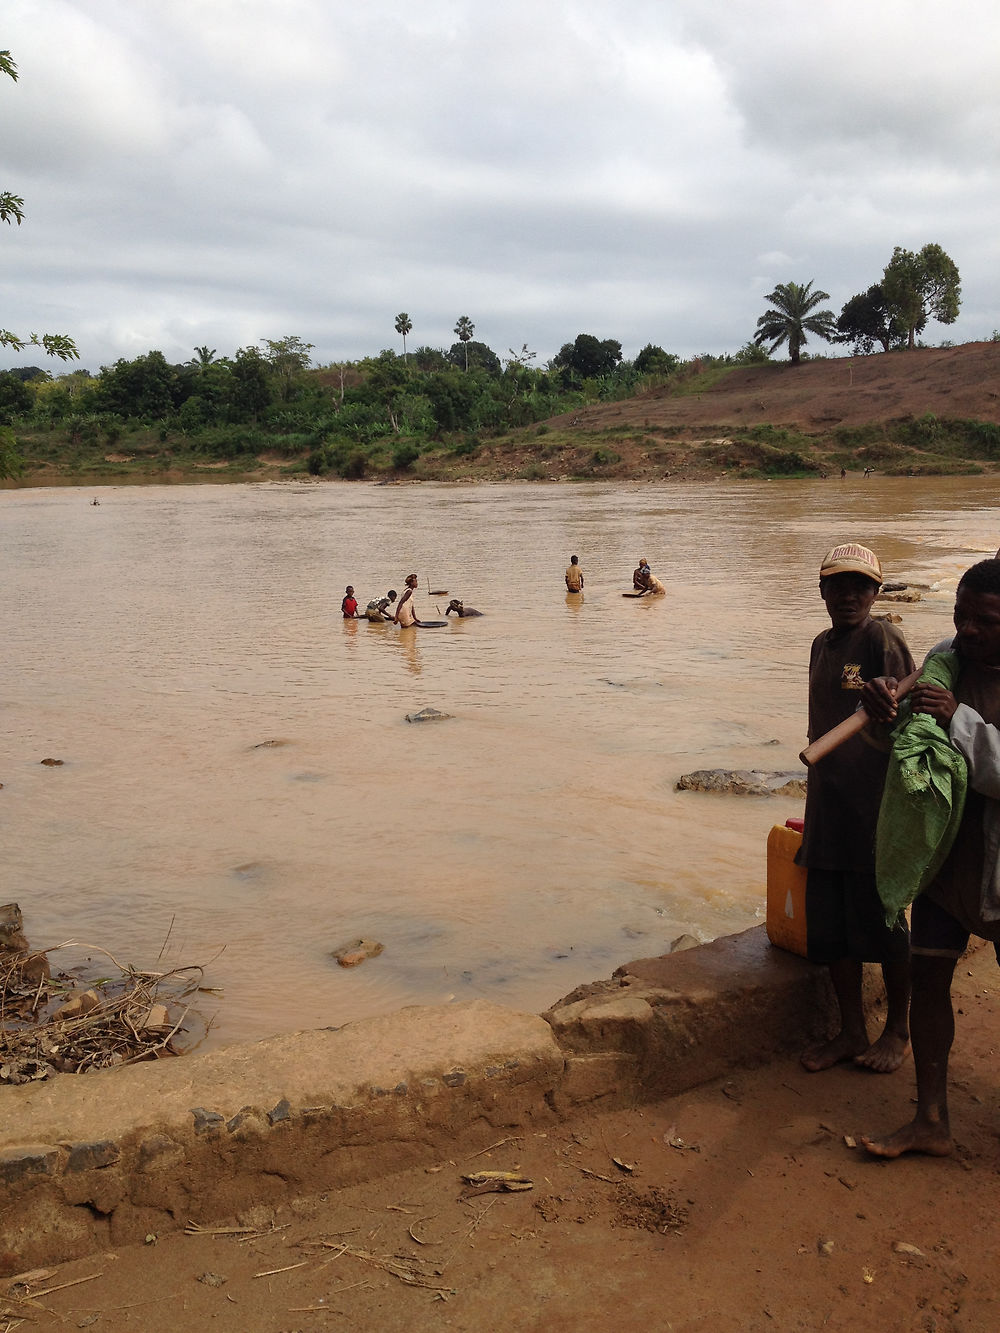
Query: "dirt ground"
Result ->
[[569, 342, 1000, 435], [5, 946, 1000, 1333]]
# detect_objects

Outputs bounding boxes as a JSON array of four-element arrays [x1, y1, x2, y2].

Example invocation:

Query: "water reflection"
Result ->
[[1, 476, 995, 1047]]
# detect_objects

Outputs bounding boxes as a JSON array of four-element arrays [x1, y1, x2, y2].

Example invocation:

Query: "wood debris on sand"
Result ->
[[0, 903, 211, 1083]]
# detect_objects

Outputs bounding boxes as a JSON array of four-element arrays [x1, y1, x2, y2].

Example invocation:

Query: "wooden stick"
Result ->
[[799, 668, 920, 767]]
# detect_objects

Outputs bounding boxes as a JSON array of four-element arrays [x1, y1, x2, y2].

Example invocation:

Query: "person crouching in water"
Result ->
[[366, 590, 397, 622], [393, 574, 423, 627], [797, 543, 914, 1074], [445, 599, 483, 617]]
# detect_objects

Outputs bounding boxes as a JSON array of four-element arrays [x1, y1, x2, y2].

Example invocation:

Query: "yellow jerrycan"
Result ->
[[766, 817, 808, 957]]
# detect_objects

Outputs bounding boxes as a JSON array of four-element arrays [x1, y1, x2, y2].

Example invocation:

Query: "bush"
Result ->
[[392, 442, 420, 470], [340, 451, 366, 479]]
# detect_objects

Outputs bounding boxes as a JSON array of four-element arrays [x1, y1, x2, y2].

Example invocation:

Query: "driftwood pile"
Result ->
[[0, 902, 206, 1085]]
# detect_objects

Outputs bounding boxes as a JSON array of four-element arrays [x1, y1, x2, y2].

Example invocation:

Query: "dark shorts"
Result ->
[[806, 867, 909, 965], [910, 893, 1000, 962]]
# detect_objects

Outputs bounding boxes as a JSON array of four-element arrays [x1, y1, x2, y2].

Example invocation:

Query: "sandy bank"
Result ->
[[0, 925, 846, 1273]]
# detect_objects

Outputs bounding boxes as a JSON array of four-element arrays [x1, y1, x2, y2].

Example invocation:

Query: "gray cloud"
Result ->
[[2, 0, 996, 374]]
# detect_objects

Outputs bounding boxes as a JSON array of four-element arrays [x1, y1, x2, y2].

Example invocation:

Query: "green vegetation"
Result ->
[[0, 327, 702, 482], [882, 244, 961, 349]]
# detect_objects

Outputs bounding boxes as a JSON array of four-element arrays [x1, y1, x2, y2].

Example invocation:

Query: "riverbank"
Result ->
[[6, 342, 1000, 487], [2, 927, 998, 1331]]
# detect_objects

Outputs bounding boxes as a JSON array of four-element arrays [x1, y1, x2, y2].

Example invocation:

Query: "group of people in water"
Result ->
[[341, 555, 666, 626], [563, 555, 666, 597], [341, 574, 482, 627]]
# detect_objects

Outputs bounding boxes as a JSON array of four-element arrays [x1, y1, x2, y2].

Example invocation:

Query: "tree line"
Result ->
[[0, 235, 971, 481], [755, 243, 962, 364]]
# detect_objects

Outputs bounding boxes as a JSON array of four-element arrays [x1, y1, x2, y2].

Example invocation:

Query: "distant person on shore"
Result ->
[[445, 599, 483, 617], [394, 574, 423, 627], [861, 558, 1000, 1157], [797, 542, 913, 1075], [565, 555, 584, 593], [341, 586, 359, 618], [365, 590, 397, 622]]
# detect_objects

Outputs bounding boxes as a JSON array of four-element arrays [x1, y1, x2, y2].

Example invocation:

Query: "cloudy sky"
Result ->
[[3, 0, 998, 374]]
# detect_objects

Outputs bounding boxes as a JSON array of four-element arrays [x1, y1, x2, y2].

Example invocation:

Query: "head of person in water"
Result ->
[[345, 585, 354, 596], [386, 590, 397, 601], [405, 573, 418, 589]]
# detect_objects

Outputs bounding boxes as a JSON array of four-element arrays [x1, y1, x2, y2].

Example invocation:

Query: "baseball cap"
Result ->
[[819, 543, 883, 585]]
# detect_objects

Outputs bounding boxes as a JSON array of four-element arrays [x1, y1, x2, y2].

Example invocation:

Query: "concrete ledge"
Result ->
[[543, 925, 849, 1111], [0, 925, 864, 1272]]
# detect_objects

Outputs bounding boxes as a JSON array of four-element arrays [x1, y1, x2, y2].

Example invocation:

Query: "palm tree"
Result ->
[[188, 346, 218, 374], [394, 312, 412, 360], [753, 281, 836, 364], [454, 315, 475, 371]]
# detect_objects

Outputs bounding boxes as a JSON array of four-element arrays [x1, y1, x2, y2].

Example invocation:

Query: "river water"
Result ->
[[3, 476, 996, 1048]]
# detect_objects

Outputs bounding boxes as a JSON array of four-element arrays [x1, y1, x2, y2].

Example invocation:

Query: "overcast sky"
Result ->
[[3, 0, 998, 374]]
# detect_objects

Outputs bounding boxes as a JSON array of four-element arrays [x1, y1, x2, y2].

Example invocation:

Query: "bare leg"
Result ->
[[855, 957, 911, 1073], [862, 954, 956, 1158], [801, 958, 869, 1072]]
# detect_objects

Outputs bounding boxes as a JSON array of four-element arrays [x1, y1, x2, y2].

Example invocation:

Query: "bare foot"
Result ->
[[861, 1118, 953, 1159], [801, 1031, 869, 1072], [854, 1030, 910, 1074]]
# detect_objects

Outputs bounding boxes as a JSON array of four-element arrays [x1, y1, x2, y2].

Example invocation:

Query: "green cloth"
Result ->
[[876, 651, 967, 928]]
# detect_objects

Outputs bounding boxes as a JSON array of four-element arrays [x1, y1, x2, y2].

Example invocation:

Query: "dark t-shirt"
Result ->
[[798, 617, 914, 872]]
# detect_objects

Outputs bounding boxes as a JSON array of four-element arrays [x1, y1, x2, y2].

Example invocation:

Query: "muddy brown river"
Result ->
[[3, 476, 996, 1046]]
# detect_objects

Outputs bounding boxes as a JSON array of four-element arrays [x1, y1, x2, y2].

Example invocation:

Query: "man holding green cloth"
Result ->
[[862, 558, 1000, 1159]]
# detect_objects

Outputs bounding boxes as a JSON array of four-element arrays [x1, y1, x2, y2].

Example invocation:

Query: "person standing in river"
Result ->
[[565, 555, 584, 593], [797, 542, 913, 1075], [393, 573, 423, 628]]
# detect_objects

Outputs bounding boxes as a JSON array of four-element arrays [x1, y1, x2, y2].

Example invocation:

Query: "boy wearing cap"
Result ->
[[797, 542, 914, 1073]]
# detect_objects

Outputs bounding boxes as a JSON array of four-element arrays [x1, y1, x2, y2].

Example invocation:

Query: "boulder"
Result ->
[[405, 708, 453, 723], [675, 769, 806, 797], [332, 939, 384, 968]]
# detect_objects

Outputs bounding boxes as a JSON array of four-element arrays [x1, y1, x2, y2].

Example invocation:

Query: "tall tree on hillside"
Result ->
[[1, 48, 78, 477], [394, 312, 412, 360], [454, 315, 475, 371], [753, 281, 836, 364], [836, 285, 907, 355], [551, 334, 622, 381], [882, 244, 961, 349]]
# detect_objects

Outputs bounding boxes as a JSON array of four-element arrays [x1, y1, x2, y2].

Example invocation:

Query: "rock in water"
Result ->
[[332, 939, 384, 968], [405, 708, 453, 723], [675, 769, 806, 797]]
